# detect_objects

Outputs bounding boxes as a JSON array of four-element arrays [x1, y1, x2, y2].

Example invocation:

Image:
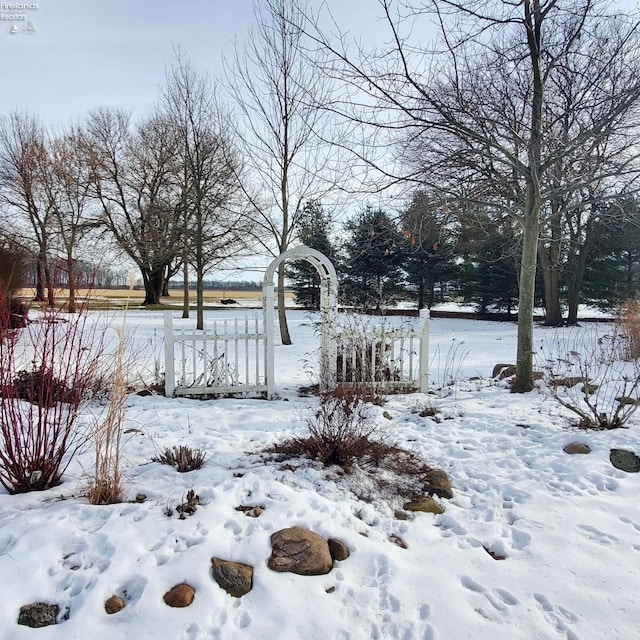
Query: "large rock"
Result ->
[[424, 468, 453, 499], [610, 449, 640, 473], [268, 527, 333, 575], [563, 442, 591, 455], [403, 496, 444, 514], [163, 583, 195, 608], [17, 603, 59, 628], [211, 558, 254, 597]]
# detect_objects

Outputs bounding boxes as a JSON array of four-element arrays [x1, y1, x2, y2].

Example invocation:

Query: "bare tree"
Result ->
[[85, 107, 184, 306], [40, 127, 98, 313], [0, 111, 54, 305], [160, 53, 247, 329], [306, 0, 640, 390], [225, 0, 338, 345]]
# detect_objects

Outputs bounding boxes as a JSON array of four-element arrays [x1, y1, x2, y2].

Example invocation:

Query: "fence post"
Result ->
[[164, 311, 176, 398], [419, 308, 430, 393], [263, 282, 275, 399]]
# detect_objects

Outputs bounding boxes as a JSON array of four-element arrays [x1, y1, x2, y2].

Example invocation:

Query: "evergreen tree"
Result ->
[[287, 201, 336, 309], [582, 198, 640, 307], [456, 209, 520, 314], [341, 205, 406, 309], [401, 191, 458, 309]]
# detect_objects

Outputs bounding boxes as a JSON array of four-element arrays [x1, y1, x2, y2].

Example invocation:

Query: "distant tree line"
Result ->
[[288, 194, 640, 318]]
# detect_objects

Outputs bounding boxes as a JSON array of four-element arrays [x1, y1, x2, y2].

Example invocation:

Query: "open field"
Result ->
[[17, 288, 296, 310]]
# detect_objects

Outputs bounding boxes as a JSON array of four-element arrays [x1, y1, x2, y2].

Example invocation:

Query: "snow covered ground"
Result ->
[[1, 310, 639, 640]]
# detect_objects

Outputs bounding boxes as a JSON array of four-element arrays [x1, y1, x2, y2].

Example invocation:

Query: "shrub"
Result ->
[[538, 326, 640, 429], [87, 328, 128, 505], [152, 445, 207, 472], [0, 288, 106, 493], [616, 297, 640, 360], [267, 385, 446, 503]]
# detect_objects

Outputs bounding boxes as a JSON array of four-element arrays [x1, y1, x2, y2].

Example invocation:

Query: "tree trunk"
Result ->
[[513, 185, 540, 392], [537, 242, 562, 326], [196, 268, 204, 331], [34, 255, 45, 302], [277, 262, 292, 345], [142, 268, 164, 305], [182, 257, 189, 319], [66, 252, 76, 314]]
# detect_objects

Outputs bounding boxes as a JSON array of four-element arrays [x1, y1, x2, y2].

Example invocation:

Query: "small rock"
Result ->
[[492, 363, 515, 379], [104, 595, 125, 614], [211, 558, 254, 598], [610, 449, 640, 473], [17, 603, 59, 628], [325, 586, 336, 594], [554, 376, 586, 388], [483, 546, 506, 560], [383, 411, 393, 420], [394, 509, 411, 520], [235, 504, 264, 518], [136, 389, 153, 397], [403, 496, 444, 514], [327, 539, 349, 561], [163, 583, 195, 608], [424, 468, 453, 499], [135, 493, 147, 503], [582, 383, 599, 395], [268, 527, 333, 575], [388, 533, 408, 549], [563, 442, 591, 455]]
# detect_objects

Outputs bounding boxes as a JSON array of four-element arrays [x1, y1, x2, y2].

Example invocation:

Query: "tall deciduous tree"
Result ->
[[225, 0, 338, 344], [160, 52, 247, 329], [86, 107, 184, 306], [41, 128, 96, 313], [0, 111, 54, 305], [306, 0, 640, 390]]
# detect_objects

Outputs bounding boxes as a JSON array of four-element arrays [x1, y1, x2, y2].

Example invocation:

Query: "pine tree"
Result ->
[[401, 191, 458, 309], [287, 201, 336, 309], [341, 206, 406, 309]]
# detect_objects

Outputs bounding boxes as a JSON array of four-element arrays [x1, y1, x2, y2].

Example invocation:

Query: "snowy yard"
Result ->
[[1, 310, 639, 640]]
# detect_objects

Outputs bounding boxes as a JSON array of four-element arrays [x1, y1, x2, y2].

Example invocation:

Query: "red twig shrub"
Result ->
[[0, 288, 106, 494]]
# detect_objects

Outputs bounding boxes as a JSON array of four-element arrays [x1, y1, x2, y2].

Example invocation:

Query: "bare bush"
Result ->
[[538, 326, 640, 429], [0, 290, 107, 493], [269, 385, 399, 471], [152, 445, 207, 472]]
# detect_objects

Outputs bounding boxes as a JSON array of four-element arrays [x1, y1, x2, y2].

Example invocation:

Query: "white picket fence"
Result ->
[[164, 310, 429, 398], [335, 311, 429, 393], [164, 313, 267, 398]]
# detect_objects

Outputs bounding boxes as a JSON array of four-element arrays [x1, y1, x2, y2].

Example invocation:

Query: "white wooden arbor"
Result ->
[[263, 245, 338, 399]]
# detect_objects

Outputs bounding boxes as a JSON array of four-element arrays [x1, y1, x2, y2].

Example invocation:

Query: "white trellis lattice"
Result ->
[[164, 245, 429, 398]]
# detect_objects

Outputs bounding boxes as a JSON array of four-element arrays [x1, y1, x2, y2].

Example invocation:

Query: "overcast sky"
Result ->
[[0, 0, 390, 127]]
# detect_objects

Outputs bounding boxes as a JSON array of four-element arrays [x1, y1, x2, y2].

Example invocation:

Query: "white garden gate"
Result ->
[[164, 245, 429, 398]]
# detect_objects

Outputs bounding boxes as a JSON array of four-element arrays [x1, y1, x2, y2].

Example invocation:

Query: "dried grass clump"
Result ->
[[87, 328, 128, 505], [153, 445, 207, 472], [616, 297, 640, 360]]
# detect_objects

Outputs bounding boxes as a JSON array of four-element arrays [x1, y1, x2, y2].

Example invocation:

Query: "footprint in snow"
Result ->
[[575, 524, 618, 546], [459, 575, 519, 620], [533, 593, 579, 640]]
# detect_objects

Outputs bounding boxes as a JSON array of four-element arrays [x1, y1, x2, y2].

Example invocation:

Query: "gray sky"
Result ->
[[0, 0, 387, 127]]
